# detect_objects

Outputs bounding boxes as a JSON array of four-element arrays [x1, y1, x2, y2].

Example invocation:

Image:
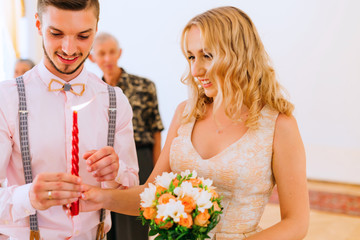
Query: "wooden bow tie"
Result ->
[[48, 79, 85, 96]]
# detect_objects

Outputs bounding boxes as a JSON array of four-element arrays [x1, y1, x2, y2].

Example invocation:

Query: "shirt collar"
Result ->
[[38, 59, 88, 92], [119, 67, 128, 79], [102, 67, 128, 85]]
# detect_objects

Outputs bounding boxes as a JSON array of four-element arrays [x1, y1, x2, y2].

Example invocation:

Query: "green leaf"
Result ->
[[168, 181, 175, 192], [149, 229, 159, 236], [154, 235, 166, 240], [175, 232, 188, 240]]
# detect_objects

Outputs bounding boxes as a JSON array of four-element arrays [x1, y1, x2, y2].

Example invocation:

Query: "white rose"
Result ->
[[140, 183, 157, 208], [199, 177, 213, 188], [156, 198, 187, 223], [174, 181, 200, 199], [181, 170, 197, 179], [196, 190, 213, 213], [155, 172, 178, 188]]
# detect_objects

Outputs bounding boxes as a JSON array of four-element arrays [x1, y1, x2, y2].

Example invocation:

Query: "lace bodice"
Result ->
[[170, 106, 278, 239]]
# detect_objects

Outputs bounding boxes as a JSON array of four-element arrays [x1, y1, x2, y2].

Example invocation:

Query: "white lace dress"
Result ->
[[170, 106, 278, 240]]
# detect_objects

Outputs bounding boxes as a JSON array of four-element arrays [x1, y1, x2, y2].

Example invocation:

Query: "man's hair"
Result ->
[[93, 32, 120, 49], [37, 0, 100, 21]]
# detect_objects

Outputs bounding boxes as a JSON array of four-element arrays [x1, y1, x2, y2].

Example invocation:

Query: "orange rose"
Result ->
[[187, 178, 202, 187], [172, 179, 180, 188], [142, 207, 157, 220], [155, 217, 173, 229], [156, 186, 167, 195], [180, 196, 196, 213], [158, 193, 176, 205], [179, 215, 193, 228], [212, 201, 221, 212], [209, 189, 219, 199], [194, 209, 211, 227]]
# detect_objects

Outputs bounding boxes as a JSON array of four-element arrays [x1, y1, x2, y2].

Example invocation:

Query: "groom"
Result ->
[[0, 0, 139, 239]]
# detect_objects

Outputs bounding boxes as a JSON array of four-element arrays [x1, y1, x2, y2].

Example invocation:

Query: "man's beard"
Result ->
[[42, 43, 89, 75]]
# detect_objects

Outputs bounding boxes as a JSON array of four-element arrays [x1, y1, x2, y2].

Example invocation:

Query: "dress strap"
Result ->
[[258, 105, 279, 130], [15, 76, 40, 240]]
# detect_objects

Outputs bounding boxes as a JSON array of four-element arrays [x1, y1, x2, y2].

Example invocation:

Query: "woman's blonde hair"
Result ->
[[180, 6, 294, 129]]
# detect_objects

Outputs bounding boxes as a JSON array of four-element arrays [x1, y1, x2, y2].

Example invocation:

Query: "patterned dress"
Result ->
[[170, 105, 278, 239]]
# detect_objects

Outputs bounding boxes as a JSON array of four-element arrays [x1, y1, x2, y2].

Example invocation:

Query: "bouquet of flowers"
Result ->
[[139, 170, 223, 240]]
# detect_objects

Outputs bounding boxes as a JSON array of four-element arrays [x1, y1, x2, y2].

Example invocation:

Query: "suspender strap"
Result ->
[[16, 79, 116, 240], [107, 85, 117, 151], [96, 85, 117, 240], [15, 76, 40, 240]]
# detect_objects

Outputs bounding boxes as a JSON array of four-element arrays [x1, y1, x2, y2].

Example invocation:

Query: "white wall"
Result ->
[[21, 0, 43, 63], [12, 0, 360, 184]]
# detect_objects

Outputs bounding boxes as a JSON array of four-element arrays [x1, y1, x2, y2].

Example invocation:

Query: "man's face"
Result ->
[[91, 38, 121, 75], [36, 6, 98, 81]]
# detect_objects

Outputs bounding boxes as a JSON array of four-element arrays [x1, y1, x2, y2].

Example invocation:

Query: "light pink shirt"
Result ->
[[0, 60, 139, 239]]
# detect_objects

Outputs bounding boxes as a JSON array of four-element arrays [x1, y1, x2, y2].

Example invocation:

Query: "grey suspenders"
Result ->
[[15, 76, 117, 240], [16, 76, 40, 240], [96, 85, 117, 240]]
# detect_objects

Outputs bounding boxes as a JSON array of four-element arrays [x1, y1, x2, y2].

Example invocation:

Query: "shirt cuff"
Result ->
[[114, 160, 139, 188], [11, 183, 36, 222]]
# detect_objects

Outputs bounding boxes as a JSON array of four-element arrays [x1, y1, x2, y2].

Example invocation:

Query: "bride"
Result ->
[[81, 6, 309, 240]]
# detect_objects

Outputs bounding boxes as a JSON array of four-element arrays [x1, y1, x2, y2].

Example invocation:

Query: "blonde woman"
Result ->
[[81, 6, 309, 239]]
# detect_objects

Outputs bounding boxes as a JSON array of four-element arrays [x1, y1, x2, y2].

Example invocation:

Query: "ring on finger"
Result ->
[[48, 190, 53, 200]]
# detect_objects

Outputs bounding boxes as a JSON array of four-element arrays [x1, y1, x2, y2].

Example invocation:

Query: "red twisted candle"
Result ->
[[70, 110, 79, 216]]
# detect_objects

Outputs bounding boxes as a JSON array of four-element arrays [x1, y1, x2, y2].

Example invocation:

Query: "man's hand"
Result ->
[[29, 172, 82, 210], [83, 146, 119, 182]]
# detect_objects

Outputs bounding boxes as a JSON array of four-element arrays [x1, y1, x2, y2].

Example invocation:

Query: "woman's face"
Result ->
[[186, 25, 217, 98]]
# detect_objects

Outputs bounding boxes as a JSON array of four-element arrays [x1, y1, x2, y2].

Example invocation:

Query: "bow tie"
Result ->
[[48, 79, 85, 96]]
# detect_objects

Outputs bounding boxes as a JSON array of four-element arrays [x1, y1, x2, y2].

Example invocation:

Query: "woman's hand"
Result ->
[[79, 184, 105, 212]]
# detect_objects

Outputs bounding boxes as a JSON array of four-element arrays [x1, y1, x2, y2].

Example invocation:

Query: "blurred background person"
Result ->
[[13, 58, 35, 78], [90, 32, 164, 240]]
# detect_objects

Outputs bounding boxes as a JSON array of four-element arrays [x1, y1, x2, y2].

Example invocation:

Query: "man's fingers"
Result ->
[[47, 197, 79, 208], [46, 181, 82, 192], [85, 146, 114, 166], [87, 154, 116, 172], [35, 172, 81, 184], [31, 173, 81, 198], [91, 163, 118, 181], [84, 147, 119, 182], [44, 190, 81, 201], [31, 189, 81, 211], [30, 172, 83, 211], [83, 150, 97, 160]]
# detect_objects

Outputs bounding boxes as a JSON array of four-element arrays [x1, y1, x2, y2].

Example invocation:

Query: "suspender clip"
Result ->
[[19, 110, 28, 114], [108, 108, 116, 112], [96, 221, 105, 240], [30, 230, 40, 240]]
